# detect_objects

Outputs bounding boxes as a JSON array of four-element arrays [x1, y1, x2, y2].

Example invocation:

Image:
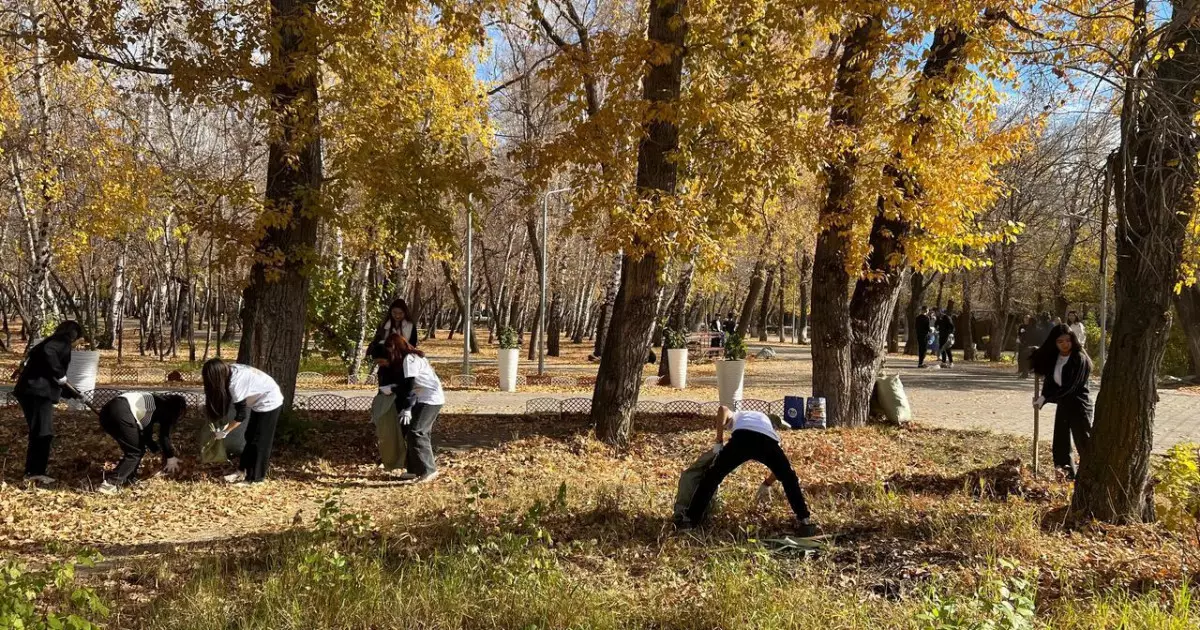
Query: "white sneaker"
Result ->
[[97, 481, 120, 495], [23, 475, 55, 486], [223, 471, 246, 484], [413, 471, 440, 485]]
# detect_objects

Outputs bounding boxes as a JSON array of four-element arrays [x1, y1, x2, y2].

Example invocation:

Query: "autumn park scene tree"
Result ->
[[3, 0, 1200, 626]]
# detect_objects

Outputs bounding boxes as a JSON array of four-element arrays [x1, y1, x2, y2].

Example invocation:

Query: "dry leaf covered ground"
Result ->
[[0, 406, 1197, 628]]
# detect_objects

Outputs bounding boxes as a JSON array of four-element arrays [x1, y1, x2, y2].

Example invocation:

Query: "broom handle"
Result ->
[[1032, 374, 1040, 475]]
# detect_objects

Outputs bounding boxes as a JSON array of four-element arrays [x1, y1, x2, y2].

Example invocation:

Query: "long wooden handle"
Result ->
[[1032, 374, 1040, 475]]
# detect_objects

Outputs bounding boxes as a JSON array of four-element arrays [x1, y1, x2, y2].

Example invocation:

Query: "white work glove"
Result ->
[[1032, 396, 1044, 410], [214, 428, 230, 440], [379, 385, 395, 396], [57, 377, 69, 385], [711, 442, 722, 456], [400, 410, 412, 426], [755, 484, 773, 507], [163, 457, 181, 474]]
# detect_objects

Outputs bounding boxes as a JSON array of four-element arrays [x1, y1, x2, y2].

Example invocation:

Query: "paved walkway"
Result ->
[[23, 345, 1198, 454]]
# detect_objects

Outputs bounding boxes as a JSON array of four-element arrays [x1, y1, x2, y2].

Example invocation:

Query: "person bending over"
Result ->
[[203, 359, 284, 484], [97, 393, 188, 494], [685, 406, 817, 536]]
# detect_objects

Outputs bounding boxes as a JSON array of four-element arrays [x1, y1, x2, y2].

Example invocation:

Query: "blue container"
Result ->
[[783, 396, 806, 429], [805, 397, 827, 429]]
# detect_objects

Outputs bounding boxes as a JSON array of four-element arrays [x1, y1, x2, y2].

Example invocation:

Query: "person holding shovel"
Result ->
[[13, 321, 85, 485], [96, 392, 188, 494], [1031, 323, 1093, 480], [202, 359, 284, 484]]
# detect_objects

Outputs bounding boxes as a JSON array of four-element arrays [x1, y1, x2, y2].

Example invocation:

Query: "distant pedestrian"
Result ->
[[1017, 314, 1035, 379], [937, 308, 956, 367], [916, 306, 932, 368], [368, 299, 418, 359], [13, 321, 85, 485], [1032, 324, 1093, 480]]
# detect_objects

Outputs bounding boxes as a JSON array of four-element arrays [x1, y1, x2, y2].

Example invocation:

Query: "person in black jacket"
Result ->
[[1032, 323, 1093, 480], [915, 306, 932, 368], [937, 308, 956, 367], [367, 299, 418, 360], [13, 321, 84, 485], [97, 393, 188, 494]]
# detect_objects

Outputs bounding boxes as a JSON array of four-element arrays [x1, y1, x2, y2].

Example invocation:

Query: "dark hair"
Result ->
[[1032, 324, 1089, 376], [52, 320, 84, 343], [387, 333, 425, 366], [153, 393, 188, 421], [1067, 310, 1079, 324], [385, 299, 411, 326], [202, 359, 233, 419]]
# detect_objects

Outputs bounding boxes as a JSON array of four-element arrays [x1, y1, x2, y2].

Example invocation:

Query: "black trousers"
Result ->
[[939, 334, 953, 364], [17, 394, 54, 477], [240, 407, 281, 482], [99, 400, 145, 486], [1053, 400, 1092, 477], [917, 334, 929, 366], [402, 403, 441, 475], [686, 429, 811, 524]]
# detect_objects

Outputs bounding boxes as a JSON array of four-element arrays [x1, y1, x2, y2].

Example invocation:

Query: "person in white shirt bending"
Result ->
[[379, 335, 445, 484], [684, 406, 818, 536], [202, 359, 284, 484], [96, 392, 188, 494]]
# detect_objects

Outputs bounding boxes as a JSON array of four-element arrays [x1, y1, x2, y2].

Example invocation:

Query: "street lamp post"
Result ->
[[540, 187, 572, 376], [463, 196, 473, 376]]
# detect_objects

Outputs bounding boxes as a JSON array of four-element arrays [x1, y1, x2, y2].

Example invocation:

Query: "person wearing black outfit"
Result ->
[[13, 321, 84, 485], [937, 308, 956, 367], [684, 406, 817, 537], [1016, 315, 1034, 378], [1032, 324, 1093, 480], [97, 393, 188, 494], [367, 299, 418, 358], [915, 306, 932, 368]]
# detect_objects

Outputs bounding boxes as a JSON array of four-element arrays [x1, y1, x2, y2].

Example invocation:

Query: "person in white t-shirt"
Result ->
[[1066, 311, 1087, 348], [202, 359, 284, 484], [684, 406, 817, 536], [378, 335, 444, 484]]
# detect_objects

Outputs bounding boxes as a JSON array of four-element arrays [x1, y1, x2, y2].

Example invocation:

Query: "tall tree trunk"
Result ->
[[659, 253, 696, 382], [811, 14, 885, 427], [887, 296, 902, 354], [757, 265, 776, 342], [104, 243, 127, 350], [591, 0, 686, 447], [798, 252, 811, 343], [1173, 286, 1200, 376], [1071, 0, 1198, 525], [777, 265, 787, 344], [1051, 211, 1084, 319], [237, 0, 322, 408], [440, 260, 480, 354], [348, 258, 372, 377], [592, 252, 622, 356], [960, 273, 976, 361], [736, 257, 766, 337]]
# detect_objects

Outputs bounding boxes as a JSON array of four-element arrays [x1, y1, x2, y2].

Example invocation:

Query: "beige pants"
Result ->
[[371, 393, 407, 470]]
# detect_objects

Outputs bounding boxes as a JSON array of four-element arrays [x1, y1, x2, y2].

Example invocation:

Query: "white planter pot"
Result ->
[[66, 350, 101, 410], [497, 348, 520, 392], [667, 348, 689, 389], [715, 359, 745, 409]]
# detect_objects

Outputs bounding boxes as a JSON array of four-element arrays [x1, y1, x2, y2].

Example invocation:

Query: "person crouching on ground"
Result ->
[[684, 405, 818, 536], [1032, 323, 1093, 481], [384, 335, 445, 484], [97, 393, 188, 494], [202, 359, 284, 484], [371, 333, 411, 474]]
